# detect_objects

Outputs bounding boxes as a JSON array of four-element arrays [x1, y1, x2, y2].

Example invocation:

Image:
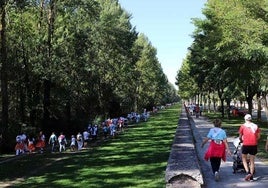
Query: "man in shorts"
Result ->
[[239, 114, 261, 181]]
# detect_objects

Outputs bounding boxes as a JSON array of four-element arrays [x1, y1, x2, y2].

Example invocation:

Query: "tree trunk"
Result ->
[[66, 98, 71, 123], [245, 85, 256, 115], [133, 86, 139, 112], [42, 0, 56, 130], [43, 79, 51, 129], [256, 91, 262, 121], [0, 3, 9, 153], [220, 98, 224, 118], [19, 84, 26, 124], [207, 92, 211, 113], [226, 99, 231, 119], [212, 95, 216, 112], [262, 94, 268, 122], [217, 89, 225, 118], [246, 96, 253, 115]]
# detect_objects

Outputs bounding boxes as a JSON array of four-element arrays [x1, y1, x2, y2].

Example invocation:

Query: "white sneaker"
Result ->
[[215, 171, 220, 181]]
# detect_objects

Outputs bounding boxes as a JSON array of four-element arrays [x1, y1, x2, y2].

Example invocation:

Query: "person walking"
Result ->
[[20, 133, 28, 153], [58, 132, 67, 153], [48, 132, 57, 153], [201, 119, 231, 181], [15, 134, 24, 156], [239, 114, 261, 181], [35, 131, 46, 153], [102, 123, 108, 140], [70, 135, 76, 152], [82, 129, 90, 148], [28, 135, 35, 154], [92, 124, 98, 140], [195, 104, 200, 118], [76, 132, 83, 151]]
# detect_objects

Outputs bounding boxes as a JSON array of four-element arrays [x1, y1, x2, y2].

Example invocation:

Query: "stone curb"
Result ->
[[165, 106, 204, 187]]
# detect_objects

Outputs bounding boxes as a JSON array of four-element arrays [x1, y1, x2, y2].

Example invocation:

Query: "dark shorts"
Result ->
[[242, 145, 258, 155]]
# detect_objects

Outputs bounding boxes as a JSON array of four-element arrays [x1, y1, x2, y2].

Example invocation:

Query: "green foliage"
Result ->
[[0, 0, 178, 153], [176, 56, 198, 99], [177, 0, 268, 116]]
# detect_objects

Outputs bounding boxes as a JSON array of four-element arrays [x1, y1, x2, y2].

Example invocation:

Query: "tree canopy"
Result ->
[[0, 0, 178, 152], [176, 0, 268, 118]]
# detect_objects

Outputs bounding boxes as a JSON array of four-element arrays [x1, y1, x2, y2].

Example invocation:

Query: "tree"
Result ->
[[176, 55, 198, 100], [133, 34, 169, 111], [181, 0, 268, 118], [0, 0, 177, 152], [0, 0, 8, 152]]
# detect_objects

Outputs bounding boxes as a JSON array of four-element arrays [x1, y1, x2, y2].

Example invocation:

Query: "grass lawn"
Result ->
[[0, 104, 181, 188], [204, 111, 268, 162]]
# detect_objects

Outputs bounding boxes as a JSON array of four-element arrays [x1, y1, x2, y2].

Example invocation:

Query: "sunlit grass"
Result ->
[[0, 104, 181, 187]]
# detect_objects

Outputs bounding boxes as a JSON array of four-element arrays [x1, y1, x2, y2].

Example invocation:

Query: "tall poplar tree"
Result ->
[[0, 0, 8, 152]]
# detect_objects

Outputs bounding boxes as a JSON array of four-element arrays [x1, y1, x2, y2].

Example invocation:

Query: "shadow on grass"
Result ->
[[0, 104, 183, 188]]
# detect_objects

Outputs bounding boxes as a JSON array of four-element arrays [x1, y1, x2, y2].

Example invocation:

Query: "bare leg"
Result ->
[[242, 154, 249, 173], [249, 154, 255, 174]]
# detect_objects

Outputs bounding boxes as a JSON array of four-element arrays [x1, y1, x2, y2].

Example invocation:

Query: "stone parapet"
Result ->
[[165, 106, 204, 187]]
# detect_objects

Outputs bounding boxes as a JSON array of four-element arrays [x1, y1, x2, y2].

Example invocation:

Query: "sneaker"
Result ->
[[215, 171, 220, 181], [245, 173, 252, 181], [250, 175, 254, 181]]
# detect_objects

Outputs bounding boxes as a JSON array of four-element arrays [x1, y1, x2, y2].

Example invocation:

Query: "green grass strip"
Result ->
[[0, 104, 181, 188]]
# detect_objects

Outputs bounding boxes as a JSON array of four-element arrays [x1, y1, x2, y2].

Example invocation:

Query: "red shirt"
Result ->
[[239, 123, 260, 146]]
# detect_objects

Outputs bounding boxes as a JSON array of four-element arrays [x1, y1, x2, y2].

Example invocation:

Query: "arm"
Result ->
[[64, 138, 67, 144], [238, 125, 243, 143], [239, 133, 243, 143], [201, 137, 209, 148], [223, 138, 232, 155], [256, 132, 261, 140]]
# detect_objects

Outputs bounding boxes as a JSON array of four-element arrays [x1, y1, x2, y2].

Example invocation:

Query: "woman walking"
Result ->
[[201, 119, 231, 181], [58, 132, 67, 153], [36, 131, 46, 153]]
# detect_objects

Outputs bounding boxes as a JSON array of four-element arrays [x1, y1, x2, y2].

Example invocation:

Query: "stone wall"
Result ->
[[165, 106, 204, 188]]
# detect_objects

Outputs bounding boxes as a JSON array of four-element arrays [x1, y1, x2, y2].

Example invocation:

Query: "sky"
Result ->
[[118, 0, 207, 88]]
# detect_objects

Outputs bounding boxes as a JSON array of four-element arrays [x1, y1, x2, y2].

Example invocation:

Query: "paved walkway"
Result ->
[[191, 114, 268, 188]]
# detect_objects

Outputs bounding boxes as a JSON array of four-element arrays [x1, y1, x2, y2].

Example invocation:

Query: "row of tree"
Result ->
[[0, 0, 178, 152], [176, 0, 268, 119]]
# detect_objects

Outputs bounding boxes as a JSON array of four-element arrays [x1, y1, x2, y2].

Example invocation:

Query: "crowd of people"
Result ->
[[15, 131, 47, 155], [186, 103, 203, 118], [14, 109, 153, 156]]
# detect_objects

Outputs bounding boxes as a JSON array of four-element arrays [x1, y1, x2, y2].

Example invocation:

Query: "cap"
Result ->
[[244, 114, 252, 121]]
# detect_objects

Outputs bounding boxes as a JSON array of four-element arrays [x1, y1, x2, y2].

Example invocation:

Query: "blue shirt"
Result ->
[[207, 127, 227, 140]]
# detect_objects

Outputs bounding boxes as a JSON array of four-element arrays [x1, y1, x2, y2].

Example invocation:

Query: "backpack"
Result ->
[[59, 135, 65, 144], [77, 134, 82, 141], [16, 135, 21, 143], [50, 135, 57, 143]]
